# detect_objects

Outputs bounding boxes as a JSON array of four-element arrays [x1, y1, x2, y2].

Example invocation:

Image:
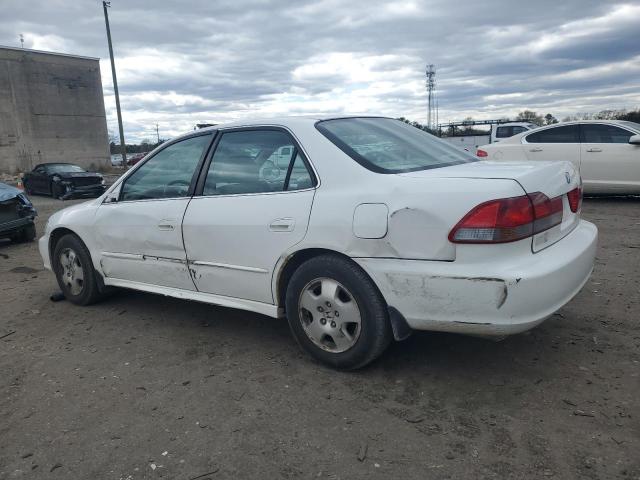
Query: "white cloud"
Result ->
[[2, 0, 638, 142]]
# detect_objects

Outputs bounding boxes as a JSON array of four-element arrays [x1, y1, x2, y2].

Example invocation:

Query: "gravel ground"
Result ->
[[1, 194, 638, 480]]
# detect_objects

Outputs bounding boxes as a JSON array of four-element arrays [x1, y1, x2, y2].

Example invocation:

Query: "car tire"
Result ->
[[52, 234, 103, 305], [285, 254, 392, 370], [51, 180, 65, 200]]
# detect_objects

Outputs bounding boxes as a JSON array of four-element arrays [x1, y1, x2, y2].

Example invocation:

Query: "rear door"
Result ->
[[182, 128, 317, 304], [579, 123, 640, 194], [523, 124, 580, 167]]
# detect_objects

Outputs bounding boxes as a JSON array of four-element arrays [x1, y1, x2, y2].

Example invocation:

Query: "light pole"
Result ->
[[102, 1, 127, 167]]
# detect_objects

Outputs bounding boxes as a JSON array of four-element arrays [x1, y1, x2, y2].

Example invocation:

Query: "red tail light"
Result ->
[[449, 192, 564, 244], [567, 187, 582, 213], [476, 149, 488, 157]]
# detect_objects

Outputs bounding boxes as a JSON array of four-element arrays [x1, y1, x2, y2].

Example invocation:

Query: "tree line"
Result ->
[[109, 139, 165, 155], [400, 108, 640, 136]]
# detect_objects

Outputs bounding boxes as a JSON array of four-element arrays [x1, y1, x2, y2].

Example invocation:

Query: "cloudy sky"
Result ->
[[2, 0, 640, 142]]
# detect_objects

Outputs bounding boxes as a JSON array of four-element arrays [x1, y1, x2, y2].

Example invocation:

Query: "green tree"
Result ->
[[516, 110, 544, 126]]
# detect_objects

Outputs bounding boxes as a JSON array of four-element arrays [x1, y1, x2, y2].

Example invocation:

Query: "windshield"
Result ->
[[316, 117, 477, 173], [47, 164, 86, 173]]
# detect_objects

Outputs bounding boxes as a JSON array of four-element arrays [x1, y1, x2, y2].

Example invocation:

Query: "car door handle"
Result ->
[[269, 218, 295, 232], [586, 148, 602, 153], [529, 147, 543, 152], [157, 221, 175, 231]]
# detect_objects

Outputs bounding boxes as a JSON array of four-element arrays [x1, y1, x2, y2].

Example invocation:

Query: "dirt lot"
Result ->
[[1, 194, 638, 480]]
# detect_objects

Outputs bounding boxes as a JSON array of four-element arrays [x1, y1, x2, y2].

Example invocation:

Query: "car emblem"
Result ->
[[565, 172, 571, 184]]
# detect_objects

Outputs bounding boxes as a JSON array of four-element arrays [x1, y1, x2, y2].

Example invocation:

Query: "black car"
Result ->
[[0, 182, 37, 242], [23, 163, 107, 200]]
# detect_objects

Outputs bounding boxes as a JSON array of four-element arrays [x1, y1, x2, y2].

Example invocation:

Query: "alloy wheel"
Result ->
[[298, 277, 362, 353], [59, 248, 84, 295]]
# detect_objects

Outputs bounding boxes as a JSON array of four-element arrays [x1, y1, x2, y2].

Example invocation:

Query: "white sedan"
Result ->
[[39, 117, 597, 369], [477, 120, 640, 194]]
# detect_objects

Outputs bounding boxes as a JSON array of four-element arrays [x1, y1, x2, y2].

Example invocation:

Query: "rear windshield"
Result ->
[[316, 117, 477, 174]]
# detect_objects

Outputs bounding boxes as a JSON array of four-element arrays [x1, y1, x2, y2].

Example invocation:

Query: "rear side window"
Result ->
[[316, 117, 476, 174], [496, 126, 513, 138], [496, 126, 527, 138], [526, 125, 579, 143], [203, 129, 315, 196], [581, 124, 634, 143]]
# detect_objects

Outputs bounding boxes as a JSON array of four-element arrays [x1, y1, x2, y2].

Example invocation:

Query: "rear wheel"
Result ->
[[285, 254, 392, 370], [52, 234, 103, 305]]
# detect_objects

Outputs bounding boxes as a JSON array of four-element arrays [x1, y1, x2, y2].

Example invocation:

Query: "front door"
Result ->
[[93, 133, 214, 290], [579, 123, 640, 194], [182, 128, 317, 304], [29, 166, 48, 194]]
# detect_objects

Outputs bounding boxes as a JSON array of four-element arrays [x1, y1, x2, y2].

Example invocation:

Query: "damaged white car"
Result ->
[[39, 117, 597, 369]]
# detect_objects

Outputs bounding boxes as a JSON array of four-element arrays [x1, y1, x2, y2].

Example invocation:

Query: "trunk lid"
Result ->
[[399, 160, 581, 252]]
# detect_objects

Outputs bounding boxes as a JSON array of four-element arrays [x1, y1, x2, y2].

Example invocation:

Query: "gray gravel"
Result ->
[[1, 194, 638, 479]]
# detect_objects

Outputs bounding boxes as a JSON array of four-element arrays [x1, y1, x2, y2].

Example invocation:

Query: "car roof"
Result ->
[[543, 119, 637, 127], [192, 115, 391, 134]]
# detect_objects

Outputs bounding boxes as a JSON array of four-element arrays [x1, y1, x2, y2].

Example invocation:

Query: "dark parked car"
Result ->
[[23, 163, 107, 200], [0, 182, 37, 242]]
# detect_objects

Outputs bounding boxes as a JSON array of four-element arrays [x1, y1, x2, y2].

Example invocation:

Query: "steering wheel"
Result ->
[[163, 179, 191, 197]]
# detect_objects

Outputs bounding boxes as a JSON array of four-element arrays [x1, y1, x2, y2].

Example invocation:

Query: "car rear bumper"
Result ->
[[355, 220, 598, 336]]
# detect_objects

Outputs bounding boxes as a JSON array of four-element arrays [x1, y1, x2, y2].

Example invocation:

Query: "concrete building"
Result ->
[[0, 46, 110, 174]]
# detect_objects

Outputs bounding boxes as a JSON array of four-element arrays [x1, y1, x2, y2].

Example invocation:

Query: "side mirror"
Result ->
[[103, 187, 120, 204], [629, 134, 640, 145]]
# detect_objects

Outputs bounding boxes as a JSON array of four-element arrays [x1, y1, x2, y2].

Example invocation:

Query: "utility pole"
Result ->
[[102, 1, 127, 167], [155, 123, 160, 144], [425, 64, 436, 131]]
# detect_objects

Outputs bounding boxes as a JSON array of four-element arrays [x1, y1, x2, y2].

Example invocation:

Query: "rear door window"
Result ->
[[580, 124, 634, 143], [202, 129, 315, 196]]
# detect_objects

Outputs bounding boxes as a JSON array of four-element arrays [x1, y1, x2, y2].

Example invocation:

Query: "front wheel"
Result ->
[[52, 234, 103, 305], [285, 254, 392, 370], [51, 181, 66, 200]]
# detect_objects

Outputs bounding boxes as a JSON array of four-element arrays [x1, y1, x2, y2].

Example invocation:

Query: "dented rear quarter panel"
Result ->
[[285, 121, 528, 262]]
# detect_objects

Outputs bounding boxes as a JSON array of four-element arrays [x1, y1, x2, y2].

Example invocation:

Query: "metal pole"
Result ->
[[102, 1, 127, 167], [156, 123, 160, 144]]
